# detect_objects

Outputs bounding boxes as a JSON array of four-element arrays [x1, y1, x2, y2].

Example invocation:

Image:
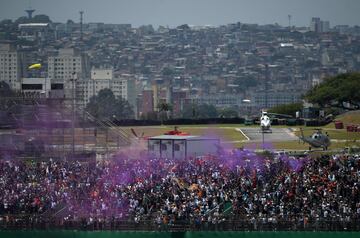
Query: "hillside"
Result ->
[[332, 110, 360, 125]]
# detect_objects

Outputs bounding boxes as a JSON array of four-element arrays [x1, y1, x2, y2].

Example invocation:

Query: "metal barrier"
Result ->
[[0, 217, 359, 231]]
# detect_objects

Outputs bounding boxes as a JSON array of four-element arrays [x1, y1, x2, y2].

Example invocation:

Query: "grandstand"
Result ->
[[0, 93, 136, 160], [0, 94, 359, 237]]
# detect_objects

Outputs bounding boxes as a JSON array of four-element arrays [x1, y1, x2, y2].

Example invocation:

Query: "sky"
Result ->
[[0, 0, 359, 28]]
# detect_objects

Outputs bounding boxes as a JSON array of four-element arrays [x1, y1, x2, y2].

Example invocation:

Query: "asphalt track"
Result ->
[[238, 127, 298, 142]]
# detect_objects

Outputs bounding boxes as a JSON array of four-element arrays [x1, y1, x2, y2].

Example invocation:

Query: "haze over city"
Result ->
[[0, 0, 360, 27]]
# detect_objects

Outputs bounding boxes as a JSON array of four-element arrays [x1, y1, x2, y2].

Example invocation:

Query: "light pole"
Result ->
[[262, 127, 265, 152], [70, 73, 77, 158], [242, 99, 251, 121]]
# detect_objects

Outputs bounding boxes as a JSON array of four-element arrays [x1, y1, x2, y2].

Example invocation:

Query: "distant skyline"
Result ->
[[0, 0, 360, 28]]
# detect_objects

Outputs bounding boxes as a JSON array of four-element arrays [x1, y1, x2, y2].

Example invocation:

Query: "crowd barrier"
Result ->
[[0, 230, 359, 238], [0, 218, 359, 232]]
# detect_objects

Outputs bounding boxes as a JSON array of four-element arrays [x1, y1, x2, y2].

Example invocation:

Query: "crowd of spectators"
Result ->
[[0, 150, 359, 229]]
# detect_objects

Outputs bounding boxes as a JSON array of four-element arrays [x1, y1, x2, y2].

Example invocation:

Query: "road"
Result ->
[[237, 127, 298, 142]]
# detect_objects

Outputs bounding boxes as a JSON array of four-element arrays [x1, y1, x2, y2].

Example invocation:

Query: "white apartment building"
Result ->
[[252, 91, 303, 109], [0, 44, 21, 90], [48, 48, 84, 82], [192, 94, 241, 108], [48, 48, 89, 99]]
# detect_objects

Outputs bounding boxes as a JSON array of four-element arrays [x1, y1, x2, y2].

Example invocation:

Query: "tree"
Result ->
[[32, 14, 52, 23], [268, 103, 303, 117], [67, 19, 75, 25], [305, 73, 360, 110], [218, 107, 239, 118], [181, 103, 218, 119], [0, 81, 16, 111], [157, 102, 172, 124], [234, 76, 258, 92], [162, 67, 174, 76], [85, 89, 134, 120], [197, 104, 218, 118], [15, 16, 30, 24], [1, 19, 13, 25], [15, 14, 51, 24]]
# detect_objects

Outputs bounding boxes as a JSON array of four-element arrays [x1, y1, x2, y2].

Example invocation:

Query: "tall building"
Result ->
[[0, 44, 21, 90], [310, 17, 330, 33], [321, 21, 330, 33], [48, 48, 86, 82], [310, 17, 321, 32], [140, 89, 154, 118], [47, 48, 89, 98], [252, 90, 303, 109], [172, 90, 187, 117]]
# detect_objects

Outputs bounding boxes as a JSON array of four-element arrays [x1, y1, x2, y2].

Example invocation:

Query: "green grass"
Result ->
[[229, 140, 360, 150], [325, 110, 360, 128], [120, 123, 360, 151], [121, 125, 248, 141]]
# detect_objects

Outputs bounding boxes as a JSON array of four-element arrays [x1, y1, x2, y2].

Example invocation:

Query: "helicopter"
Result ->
[[260, 111, 272, 133], [299, 128, 331, 151], [130, 126, 190, 140]]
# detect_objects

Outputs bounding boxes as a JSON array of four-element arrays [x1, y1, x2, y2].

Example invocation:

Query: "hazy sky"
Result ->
[[0, 0, 359, 27]]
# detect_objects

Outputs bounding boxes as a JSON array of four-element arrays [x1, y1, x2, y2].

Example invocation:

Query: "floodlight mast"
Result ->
[[242, 99, 251, 120]]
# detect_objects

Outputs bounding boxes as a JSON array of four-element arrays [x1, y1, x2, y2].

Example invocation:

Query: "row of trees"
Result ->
[[140, 103, 239, 120], [85, 89, 134, 120], [305, 72, 360, 110], [56, 72, 360, 121], [1, 72, 359, 121], [269, 72, 360, 116]]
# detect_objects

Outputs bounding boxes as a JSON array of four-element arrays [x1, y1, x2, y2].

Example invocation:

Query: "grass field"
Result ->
[[221, 140, 360, 151], [122, 124, 360, 151], [324, 110, 360, 128], [123, 125, 248, 142], [118, 111, 360, 151]]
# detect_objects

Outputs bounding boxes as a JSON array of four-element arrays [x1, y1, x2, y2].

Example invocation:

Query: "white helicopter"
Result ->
[[260, 111, 272, 133]]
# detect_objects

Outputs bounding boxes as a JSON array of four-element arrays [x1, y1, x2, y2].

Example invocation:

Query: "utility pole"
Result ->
[[265, 64, 269, 109], [79, 11, 84, 42], [71, 73, 77, 158], [288, 14, 292, 29]]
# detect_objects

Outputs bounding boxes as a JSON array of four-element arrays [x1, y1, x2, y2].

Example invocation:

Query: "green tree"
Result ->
[[268, 103, 303, 117], [15, 16, 30, 24], [234, 76, 258, 92], [305, 73, 360, 110], [85, 89, 134, 120], [157, 102, 172, 124], [218, 107, 239, 118], [181, 103, 218, 119], [15, 14, 51, 24], [0, 81, 16, 111], [32, 14, 52, 23], [198, 104, 218, 118], [162, 67, 174, 76]]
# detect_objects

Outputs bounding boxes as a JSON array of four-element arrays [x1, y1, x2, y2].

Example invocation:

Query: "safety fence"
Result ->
[[0, 218, 359, 232], [0, 230, 360, 238]]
